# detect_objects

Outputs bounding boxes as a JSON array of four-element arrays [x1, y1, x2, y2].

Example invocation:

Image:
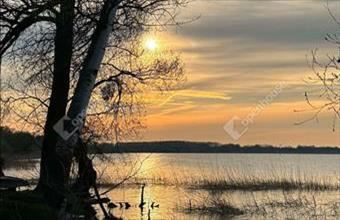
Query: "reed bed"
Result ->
[[179, 194, 244, 216], [179, 191, 340, 219], [98, 169, 340, 191], [188, 177, 339, 191]]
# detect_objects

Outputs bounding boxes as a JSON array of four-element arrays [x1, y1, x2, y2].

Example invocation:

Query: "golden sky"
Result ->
[[141, 0, 340, 146]]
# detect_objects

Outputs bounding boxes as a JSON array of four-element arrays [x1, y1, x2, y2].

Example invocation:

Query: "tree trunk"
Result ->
[[66, 0, 120, 196], [0, 157, 4, 177], [72, 139, 96, 195], [67, 0, 120, 207], [36, 0, 75, 208], [65, 2, 120, 213], [67, 0, 120, 120]]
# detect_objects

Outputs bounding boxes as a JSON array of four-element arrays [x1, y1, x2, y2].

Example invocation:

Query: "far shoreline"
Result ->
[[1, 127, 339, 156]]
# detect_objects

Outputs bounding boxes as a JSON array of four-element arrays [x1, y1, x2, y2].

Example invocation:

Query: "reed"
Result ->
[[180, 194, 244, 216]]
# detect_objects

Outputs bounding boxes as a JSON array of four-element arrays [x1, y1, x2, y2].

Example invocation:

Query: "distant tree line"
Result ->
[[1, 127, 339, 155], [93, 141, 340, 154], [0, 127, 41, 154]]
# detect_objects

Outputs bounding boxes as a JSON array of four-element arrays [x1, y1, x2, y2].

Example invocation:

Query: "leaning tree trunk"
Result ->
[[36, 0, 75, 208], [68, 0, 120, 120], [65, 0, 120, 197]]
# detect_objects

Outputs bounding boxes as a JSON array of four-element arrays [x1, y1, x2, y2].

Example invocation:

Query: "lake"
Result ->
[[4, 153, 340, 219]]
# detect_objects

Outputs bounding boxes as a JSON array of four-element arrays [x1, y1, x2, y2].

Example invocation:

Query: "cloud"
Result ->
[[157, 89, 231, 106], [142, 1, 340, 145], [159, 1, 340, 106], [177, 1, 337, 44]]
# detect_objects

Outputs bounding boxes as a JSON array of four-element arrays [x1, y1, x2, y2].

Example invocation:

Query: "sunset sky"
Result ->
[[142, 0, 340, 146]]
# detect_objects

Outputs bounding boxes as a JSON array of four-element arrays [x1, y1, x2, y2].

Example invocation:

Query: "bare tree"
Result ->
[[0, 0, 187, 211], [299, 48, 340, 130], [298, 4, 340, 131]]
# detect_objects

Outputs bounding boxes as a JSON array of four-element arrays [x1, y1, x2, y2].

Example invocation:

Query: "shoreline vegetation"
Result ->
[[1, 127, 339, 155], [179, 191, 340, 219], [97, 169, 340, 192], [96, 179, 340, 192]]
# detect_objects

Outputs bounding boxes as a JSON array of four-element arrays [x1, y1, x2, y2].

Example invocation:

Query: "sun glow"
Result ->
[[145, 38, 158, 51]]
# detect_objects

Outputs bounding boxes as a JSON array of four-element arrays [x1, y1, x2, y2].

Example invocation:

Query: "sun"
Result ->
[[145, 38, 158, 51]]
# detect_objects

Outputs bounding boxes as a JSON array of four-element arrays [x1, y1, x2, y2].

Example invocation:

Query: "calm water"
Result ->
[[4, 153, 340, 219]]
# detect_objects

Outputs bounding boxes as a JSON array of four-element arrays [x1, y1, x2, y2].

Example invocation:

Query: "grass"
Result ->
[[96, 161, 340, 191], [97, 174, 339, 191], [189, 177, 339, 191], [4, 156, 339, 219], [244, 192, 340, 219], [8, 155, 340, 192], [181, 194, 244, 216], [180, 191, 340, 219]]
